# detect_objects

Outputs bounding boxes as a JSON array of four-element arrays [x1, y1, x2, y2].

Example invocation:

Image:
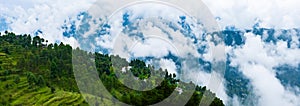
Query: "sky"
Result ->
[[0, 0, 300, 106]]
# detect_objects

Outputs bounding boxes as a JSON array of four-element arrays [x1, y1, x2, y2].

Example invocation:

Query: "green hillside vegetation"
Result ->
[[0, 31, 224, 106]]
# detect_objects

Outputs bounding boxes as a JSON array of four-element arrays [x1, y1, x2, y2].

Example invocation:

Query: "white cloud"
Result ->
[[203, 38, 226, 62], [202, 0, 300, 29], [229, 32, 300, 106], [0, 0, 96, 47], [130, 38, 176, 58], [158, 59, 177, 75], [109, 3, 208, 59], [243, 64, 299, 106]]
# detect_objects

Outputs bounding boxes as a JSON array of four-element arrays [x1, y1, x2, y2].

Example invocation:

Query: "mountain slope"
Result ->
[[0, 31, 224, 106]]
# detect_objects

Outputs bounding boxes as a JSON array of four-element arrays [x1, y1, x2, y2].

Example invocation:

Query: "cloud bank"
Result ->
[[228, 32, 300, 106], [202, 0, 300, 29]]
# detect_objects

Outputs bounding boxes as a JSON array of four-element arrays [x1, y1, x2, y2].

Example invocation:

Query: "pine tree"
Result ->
[[26, 72, 37, 88], [50, 60, 58, 79], [37, 75, 46, 87]]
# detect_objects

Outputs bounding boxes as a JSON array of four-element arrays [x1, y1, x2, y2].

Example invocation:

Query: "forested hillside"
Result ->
[[0, 31, 224, 106]]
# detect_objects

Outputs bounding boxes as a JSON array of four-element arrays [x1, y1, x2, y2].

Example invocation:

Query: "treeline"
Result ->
[[0, 31, 224, 106]]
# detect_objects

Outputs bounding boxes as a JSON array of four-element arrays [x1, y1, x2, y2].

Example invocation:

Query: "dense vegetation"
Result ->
[[0, 31, 224, 106]]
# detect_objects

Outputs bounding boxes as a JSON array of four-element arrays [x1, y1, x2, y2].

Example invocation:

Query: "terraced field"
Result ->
[[0, 53, 88, 106], [0, 71, 89, 105], [0, 51, 119, 106]]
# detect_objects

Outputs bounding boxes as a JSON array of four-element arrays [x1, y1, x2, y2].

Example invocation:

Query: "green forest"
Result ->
[[0, 31, 224, 106]]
